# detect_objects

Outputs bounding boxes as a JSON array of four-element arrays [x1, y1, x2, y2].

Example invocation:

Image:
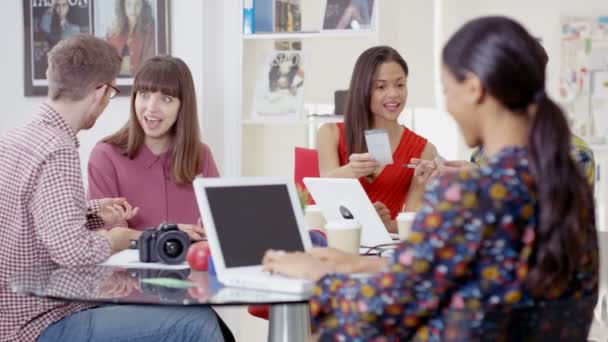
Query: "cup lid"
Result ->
[[325, 219, 360, 230], [305, 204, 320, 212]]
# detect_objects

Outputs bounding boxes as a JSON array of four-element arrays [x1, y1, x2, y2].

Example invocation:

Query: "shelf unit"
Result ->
[[242, 30, 375, 40], [238, 0, 382, 177]]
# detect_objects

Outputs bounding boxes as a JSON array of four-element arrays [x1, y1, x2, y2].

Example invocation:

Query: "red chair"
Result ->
[[294, 146, 319, 205], [247, 147, 320, 320]]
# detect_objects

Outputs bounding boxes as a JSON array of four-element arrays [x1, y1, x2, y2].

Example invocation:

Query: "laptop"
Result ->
[[303, 177, 393, 247], [193, 177, 314, 294]]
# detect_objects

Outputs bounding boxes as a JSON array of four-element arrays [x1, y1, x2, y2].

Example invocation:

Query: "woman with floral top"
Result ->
[[262, 16, 598, 341]]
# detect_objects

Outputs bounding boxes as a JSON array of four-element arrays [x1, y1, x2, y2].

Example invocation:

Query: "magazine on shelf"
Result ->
[[243, 0, 255, 34], [322, 0, 374, 31], [253, 41, 305, 120], [274, 0, 301, 32], [253, 0, 274, 33]]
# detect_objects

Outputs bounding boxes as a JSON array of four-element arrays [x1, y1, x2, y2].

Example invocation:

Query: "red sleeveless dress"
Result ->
[[337, 123, 427, 219]]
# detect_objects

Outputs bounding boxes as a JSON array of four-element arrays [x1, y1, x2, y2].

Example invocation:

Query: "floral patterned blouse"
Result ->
[[470, 134, 595, 187], [310, 146, 598, 341]]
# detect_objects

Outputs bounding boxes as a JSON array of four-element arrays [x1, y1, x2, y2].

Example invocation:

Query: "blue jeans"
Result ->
[[38, 305, 224, 342]]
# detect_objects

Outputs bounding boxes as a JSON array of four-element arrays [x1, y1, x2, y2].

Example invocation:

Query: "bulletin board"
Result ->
[[560, 15, 608, 140]]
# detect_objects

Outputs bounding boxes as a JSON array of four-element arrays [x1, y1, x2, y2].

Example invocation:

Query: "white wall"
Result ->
[[441, 0, 608, 101], [0, 0, 221, 185], [439, 0, 608, 159]]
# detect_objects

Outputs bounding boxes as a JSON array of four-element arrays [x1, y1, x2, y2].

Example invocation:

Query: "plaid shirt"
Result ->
[[0, 104, 112, 342]]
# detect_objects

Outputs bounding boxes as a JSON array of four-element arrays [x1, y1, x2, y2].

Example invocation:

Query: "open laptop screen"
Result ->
[[204, 184, 305, 268]]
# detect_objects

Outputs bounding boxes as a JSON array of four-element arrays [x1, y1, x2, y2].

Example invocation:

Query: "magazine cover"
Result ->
[[323, 0, 374, 30], [25, 0, 91, 93], [274, 0, 301, 32], [253, 41, 305, 119]]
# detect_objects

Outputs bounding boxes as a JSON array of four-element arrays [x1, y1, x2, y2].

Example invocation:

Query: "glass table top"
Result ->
[[9, 265, 309, 306]]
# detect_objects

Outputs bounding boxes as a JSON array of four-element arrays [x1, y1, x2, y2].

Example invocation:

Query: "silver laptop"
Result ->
[[303, 177, 393, 247], [193, 177, 314, 294]]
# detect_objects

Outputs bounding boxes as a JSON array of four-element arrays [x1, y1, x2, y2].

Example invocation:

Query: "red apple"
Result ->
[[187, 272, 211, 300], [186, 241, 210, 271]]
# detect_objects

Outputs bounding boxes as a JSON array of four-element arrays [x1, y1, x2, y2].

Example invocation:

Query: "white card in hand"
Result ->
[[364, 129, 393, 165]]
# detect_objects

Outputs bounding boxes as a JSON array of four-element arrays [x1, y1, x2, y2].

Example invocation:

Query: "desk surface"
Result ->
[[9, 265, 309, 306]]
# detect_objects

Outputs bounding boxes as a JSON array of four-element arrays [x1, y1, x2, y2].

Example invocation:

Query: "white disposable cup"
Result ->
[[396, 212, 417, 240], [304, 205, 326, 231], [325, 219, 361, 254]]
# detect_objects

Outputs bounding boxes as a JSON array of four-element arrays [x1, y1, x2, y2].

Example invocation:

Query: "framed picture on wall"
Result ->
[[253, 41, 305, 121], [23, 0, 170, 96], [322, 0, 374, 31]]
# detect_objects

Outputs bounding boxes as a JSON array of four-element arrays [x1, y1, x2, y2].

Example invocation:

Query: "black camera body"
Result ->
[[139, 223, 190, 265]]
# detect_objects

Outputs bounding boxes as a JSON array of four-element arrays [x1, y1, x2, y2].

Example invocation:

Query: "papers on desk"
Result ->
[[99, 249, 189, 270]]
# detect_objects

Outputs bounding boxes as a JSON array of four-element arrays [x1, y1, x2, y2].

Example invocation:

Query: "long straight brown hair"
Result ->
[[344, 46, 409, 156], [113, 0, 154, 36], [443, 16, 595, 295], [103, 56, 203, 184]]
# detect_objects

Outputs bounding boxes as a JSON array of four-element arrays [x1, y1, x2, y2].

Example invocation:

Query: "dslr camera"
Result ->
[[138, 223, 190, 265]]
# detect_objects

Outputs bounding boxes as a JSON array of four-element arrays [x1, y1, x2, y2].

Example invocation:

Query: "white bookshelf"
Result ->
[[238, 0, 383, 177], [242, 30, 375, 40], [241, 119, 309, 125]]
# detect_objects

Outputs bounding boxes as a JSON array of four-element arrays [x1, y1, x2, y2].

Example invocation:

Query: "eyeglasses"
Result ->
[[97, 83, 120, 99]]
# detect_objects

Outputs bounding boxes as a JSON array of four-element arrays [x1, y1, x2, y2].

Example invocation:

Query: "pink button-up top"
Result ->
[[87, 141, 220, 230]]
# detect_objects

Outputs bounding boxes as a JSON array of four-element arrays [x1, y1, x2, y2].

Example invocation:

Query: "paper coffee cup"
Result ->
[[397, 212, 416, 240], [325, 219, 361, 254], [304, 205, 326, 231]]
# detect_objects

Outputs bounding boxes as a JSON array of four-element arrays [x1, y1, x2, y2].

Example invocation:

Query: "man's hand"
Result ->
[[98, 198, 139, 226], [100, 269, 140, 298], [99, 227, 142, 254]]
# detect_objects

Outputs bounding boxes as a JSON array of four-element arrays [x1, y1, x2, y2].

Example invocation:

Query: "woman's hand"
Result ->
[[98, 198, 139, 226], [177, 223, 205, 240], [373, 201, 391, 229], [308, 248, 377, 273], [311, 247, 388, 273], [262, 250, 334, 282], [347, 153, 379, 178], [410, 158, 477, 184]]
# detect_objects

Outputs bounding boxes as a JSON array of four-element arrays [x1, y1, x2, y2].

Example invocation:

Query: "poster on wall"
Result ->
[[23, 0, 170, 96], [253, 40, 305, 120], [559, 15, 608, 139], [322, 0, 374, 31]]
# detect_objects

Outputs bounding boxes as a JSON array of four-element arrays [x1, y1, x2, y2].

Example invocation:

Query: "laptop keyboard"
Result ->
[[222, 272, 313, 294]]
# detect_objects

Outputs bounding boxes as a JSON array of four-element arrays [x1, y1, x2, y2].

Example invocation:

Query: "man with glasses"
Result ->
[[97, 82, 121, 99], [0, 34, 223, 341]]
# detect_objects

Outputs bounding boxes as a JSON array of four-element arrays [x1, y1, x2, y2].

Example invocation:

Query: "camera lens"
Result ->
[[164, 239, 183, 258], [156, 230, 190, 265]]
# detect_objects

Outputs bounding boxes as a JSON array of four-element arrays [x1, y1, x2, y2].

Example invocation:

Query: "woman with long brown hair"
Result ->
[[263, 16, 598, 340], [106, 0, 156, 77], [318, 46, 437, 233], [88, 56, 219, 239]]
